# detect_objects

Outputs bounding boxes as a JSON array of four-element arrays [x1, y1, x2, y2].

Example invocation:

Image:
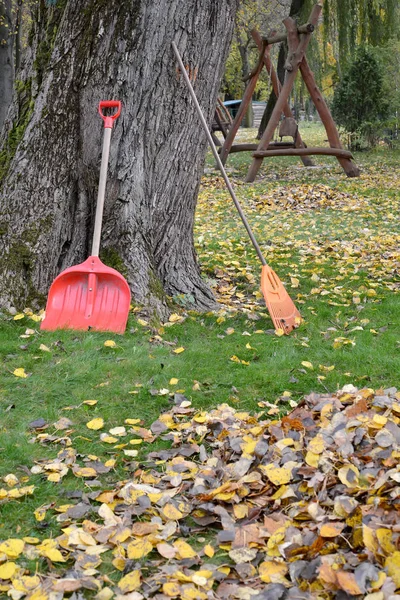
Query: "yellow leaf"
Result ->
[[3, 474, 18, 487], [73, 467, 97, 478], [385, 551, 400, 587], [338, 465, 360, 488], [23, 537, 40, 545], [125, 418, 141, 425], [13, 368, 28, 378], [34, 506, 47, 522], [13, 313, 25, 320], [137, 318, 148, 326], [260, 464, 292, 485], [83, 400, 98, 406], [363, 525, 379, 554], [104, 340, 117, 348], [305, 451, 320, 468], [127, 538, 153, 559], [86, 417, 104, 430], [123, 449, 138, 457], [109, 426, 126, 436], [39, 344, 51, 352], [307, 435, 325, 454], [290, 277, 300, 288], [0, 539, 24, 558], [173, 347, 185, 354], [39, 546, 65, 562], [162, 503, 184, 520], [12, 574, 41, 592], [118, 570, 141, 593], [169, 378, 179, 385], [100, 434, 118, 444], [173, 539, 197, 559], [259, 561, 288, 583], [275, 328, 285, 337], [301, 361, 314, 370], [320, 522, 344, 538], [168, 313, 182, 323], [336, 571, 363, 595], [0, 562, 17, 579], [163, 582, 181, 597], [95, 589, 114, 600], [376, 528, 395, 554], [204, 544, 214, 558]]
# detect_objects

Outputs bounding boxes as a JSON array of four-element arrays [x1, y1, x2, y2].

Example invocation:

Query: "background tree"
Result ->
[[331, 46, 389, 149], [0, 0, 14, 129], [0, 0, 240, 314]]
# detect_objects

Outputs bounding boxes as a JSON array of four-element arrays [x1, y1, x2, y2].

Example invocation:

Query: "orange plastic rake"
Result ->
[[41, 101, 131, 334], [172, 42, 300, 334]]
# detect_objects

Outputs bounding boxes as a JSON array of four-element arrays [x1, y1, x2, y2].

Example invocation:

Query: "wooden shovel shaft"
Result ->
[[91, 126, 112, 257], [172, 42, 267, 267]]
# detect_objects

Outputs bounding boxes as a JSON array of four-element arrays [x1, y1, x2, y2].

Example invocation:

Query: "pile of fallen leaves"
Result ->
[[1, 385, 400, 599], [252, 184, 364, 213]]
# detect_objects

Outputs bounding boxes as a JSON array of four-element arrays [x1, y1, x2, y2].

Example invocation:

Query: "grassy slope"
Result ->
[[0, 123, 399, 540]]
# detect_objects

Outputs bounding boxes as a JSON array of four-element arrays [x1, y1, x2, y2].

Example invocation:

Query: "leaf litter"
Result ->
[[1, 385, 400, 598]]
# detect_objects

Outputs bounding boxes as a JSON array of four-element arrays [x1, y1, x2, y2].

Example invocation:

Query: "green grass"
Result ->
[[0, 123, 399, 543]]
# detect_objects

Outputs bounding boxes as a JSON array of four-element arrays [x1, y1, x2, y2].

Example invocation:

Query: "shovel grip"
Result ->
[[98, 100, 121, 128]]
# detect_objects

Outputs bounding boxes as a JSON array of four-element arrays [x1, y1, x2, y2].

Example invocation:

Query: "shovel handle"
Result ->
[[98, 100, 122, 128]]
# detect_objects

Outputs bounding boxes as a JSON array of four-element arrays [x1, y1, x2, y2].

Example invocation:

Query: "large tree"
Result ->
[[0, 0, 14, 130], [0, 0, 239, 315]]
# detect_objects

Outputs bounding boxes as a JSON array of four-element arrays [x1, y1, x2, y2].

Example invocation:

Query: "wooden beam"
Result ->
[[253, 147, 354, 158], [262, 23, 315, 45], [219, 42, 266, 165], [299, 57, 360, 177], [219, 142, 296, 153]]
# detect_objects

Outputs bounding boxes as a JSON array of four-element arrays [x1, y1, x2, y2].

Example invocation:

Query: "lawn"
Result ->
[[0, 123, 399, 597]]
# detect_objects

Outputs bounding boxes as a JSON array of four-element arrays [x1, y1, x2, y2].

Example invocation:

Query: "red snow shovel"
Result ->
[[41, 101, 131, 334]]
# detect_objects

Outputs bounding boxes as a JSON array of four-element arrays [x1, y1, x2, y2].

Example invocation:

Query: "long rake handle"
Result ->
[[172, 42, 267, 267]]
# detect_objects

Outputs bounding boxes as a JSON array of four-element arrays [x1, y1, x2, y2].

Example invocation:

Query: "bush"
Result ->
[[331, 47, 389, 149]]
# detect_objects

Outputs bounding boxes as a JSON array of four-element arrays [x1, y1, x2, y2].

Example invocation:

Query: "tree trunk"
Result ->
[[0, 0, 239, 315], [237, 40, 253, 127], [0, 0, 14, 130], [257, 42, 285, 139]]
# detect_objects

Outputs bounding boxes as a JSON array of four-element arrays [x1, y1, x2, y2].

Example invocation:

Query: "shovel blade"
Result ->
[[261, 265, 301, 334], [41, 257, 131, 334]]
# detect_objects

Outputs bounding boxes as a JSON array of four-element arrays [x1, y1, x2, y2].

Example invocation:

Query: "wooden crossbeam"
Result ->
[[262, 23, 315, 45], [253, 147, 354, 159], [220, 142, 296, 153]]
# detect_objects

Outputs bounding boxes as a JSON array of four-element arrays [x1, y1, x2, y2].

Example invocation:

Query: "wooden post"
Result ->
[[245, 4, 322, 183], [251, 29, 313, 168], [299, 57, 360, 177], [219, 42, 266, 165]]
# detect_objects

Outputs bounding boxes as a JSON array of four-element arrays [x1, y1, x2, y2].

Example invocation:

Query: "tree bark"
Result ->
[[0, 0, 239, 315], [0, 0, 14, 130]]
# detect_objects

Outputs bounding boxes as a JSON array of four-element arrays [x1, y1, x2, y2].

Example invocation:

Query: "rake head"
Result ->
[[260, 265, 301, 334]]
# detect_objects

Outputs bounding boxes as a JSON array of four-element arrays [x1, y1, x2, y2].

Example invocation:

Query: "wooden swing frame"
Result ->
[[219, 2, 360, 180]]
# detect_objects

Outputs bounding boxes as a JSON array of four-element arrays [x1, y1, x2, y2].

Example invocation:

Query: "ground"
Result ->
[[0, 124, 399, 598]]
